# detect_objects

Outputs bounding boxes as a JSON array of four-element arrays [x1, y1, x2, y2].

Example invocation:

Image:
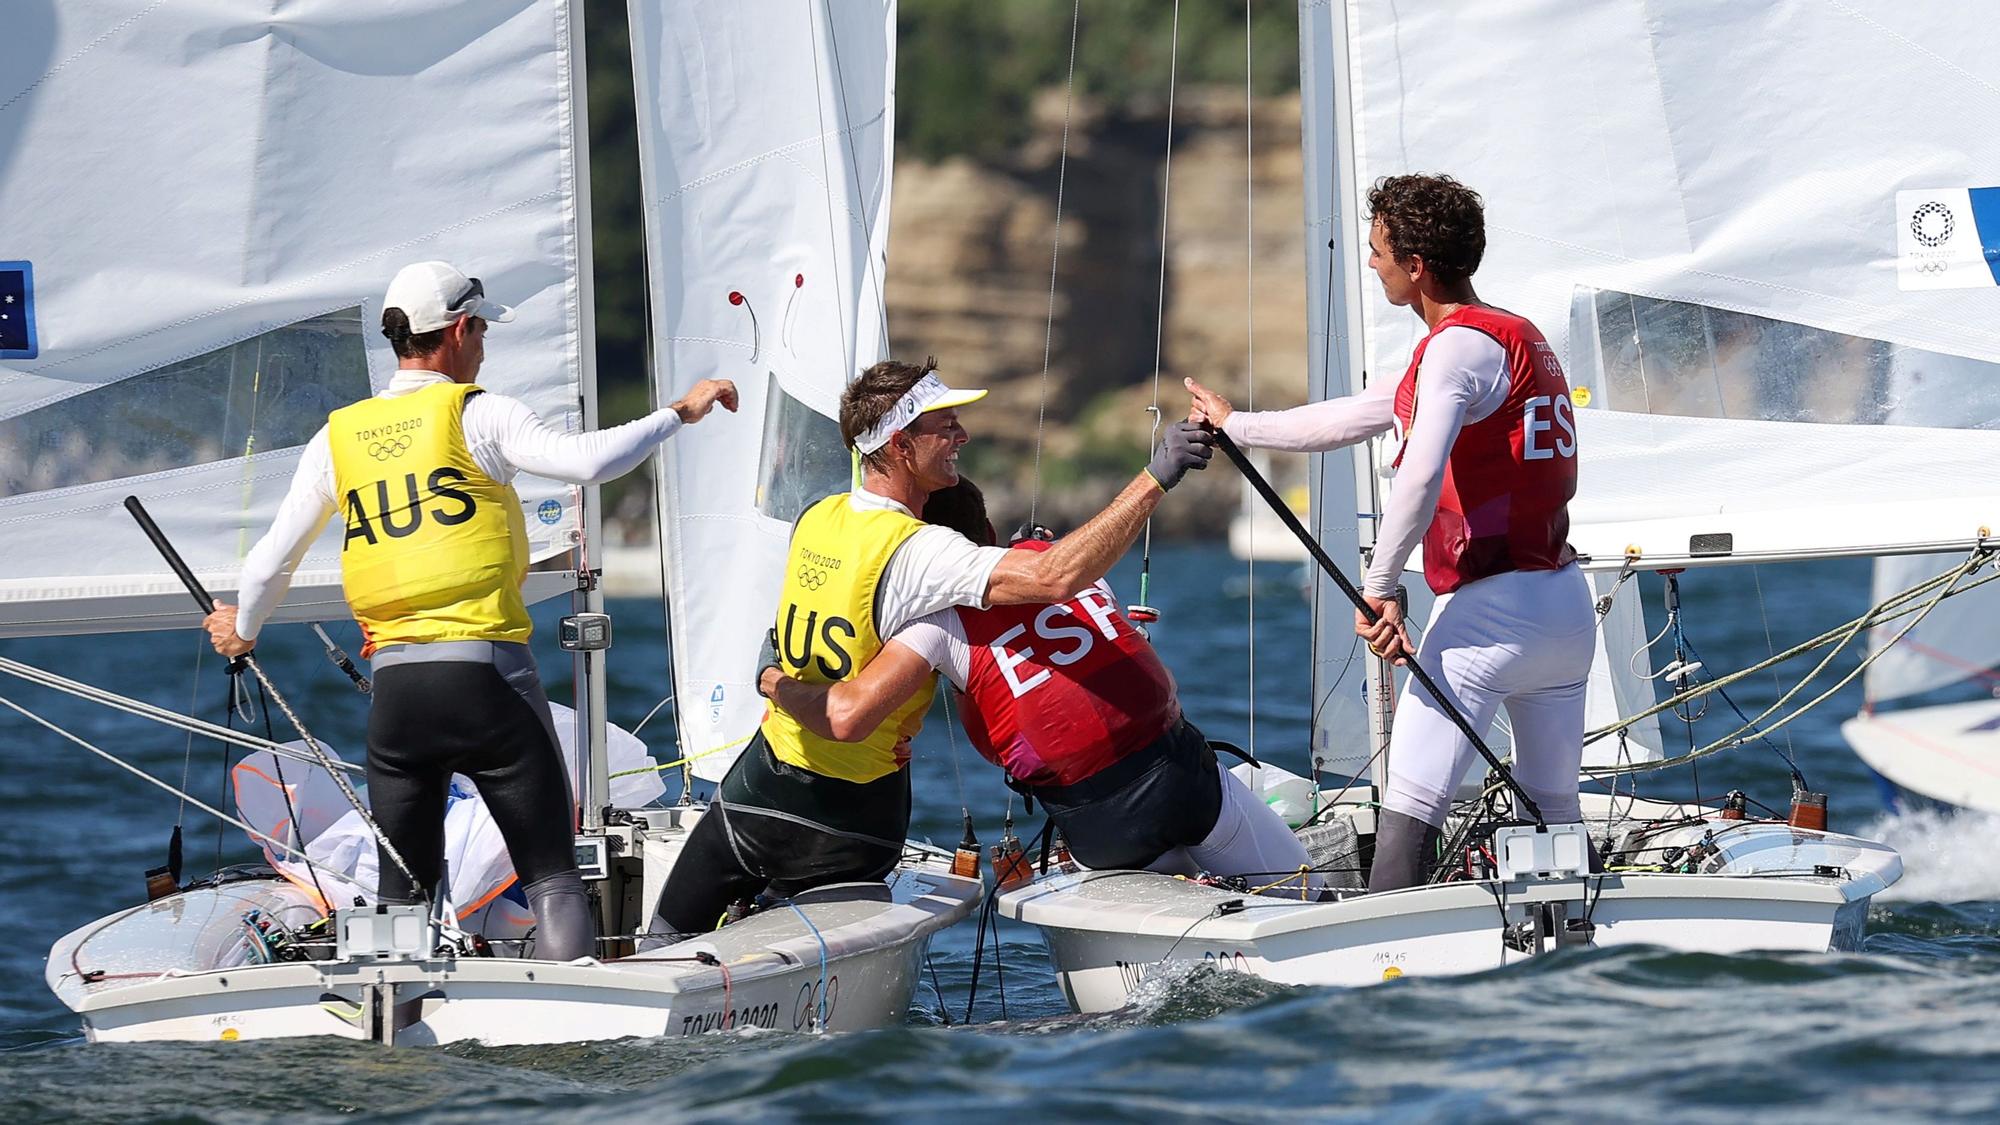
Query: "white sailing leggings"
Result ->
[[1145, 765, 1330, 896], [1382, 564, 1596, 829]]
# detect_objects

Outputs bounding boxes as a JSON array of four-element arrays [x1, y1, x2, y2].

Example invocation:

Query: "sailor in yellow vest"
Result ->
[[202, 261, 736, 960], [652, 356, 1217, 935]]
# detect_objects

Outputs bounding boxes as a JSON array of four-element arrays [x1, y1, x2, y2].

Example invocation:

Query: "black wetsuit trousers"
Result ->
[[655, 734, 907, 934], [366, 642, 577, 905], [1032, 716, 1225, 871]]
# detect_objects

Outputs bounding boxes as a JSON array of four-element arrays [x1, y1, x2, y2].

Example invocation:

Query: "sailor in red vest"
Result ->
[[1186, 173, 1594, 892], [765, 478, 1324, 894]]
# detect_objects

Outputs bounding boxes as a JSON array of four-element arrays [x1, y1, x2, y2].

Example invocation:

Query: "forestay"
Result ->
[[0, 1, 593, 637], [1336, 0, 2000, 571], [631, 0, 896, 781]]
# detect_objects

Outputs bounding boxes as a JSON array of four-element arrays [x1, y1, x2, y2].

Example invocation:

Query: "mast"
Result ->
[[1299, 0, 1392, 782], [564, 0, 610, 830]]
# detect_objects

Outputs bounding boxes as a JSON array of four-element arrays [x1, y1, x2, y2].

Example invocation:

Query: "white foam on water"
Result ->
[[1864, 807, 2000, 902]]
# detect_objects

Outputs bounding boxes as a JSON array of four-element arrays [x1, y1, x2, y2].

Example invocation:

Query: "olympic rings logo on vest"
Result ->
[[796, 566, 829, 591], [368, 435, 413, 461]]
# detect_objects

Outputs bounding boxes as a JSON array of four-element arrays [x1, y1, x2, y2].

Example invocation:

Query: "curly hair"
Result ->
[[1366, 173, 1485, 285]]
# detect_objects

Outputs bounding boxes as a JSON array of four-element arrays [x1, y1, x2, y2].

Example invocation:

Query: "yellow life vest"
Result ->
[[761, 493, 938, 783], [325, 381, 530, 655]]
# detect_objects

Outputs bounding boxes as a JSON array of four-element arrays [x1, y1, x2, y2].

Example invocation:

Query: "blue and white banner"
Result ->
[[1898, 188, 2000, 291]]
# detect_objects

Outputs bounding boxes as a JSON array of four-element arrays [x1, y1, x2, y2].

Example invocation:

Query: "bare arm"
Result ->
[[761, 640, 937, 742], [984, 471, 1163, 605]]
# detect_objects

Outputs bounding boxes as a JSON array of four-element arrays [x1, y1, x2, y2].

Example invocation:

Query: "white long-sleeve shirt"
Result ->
[[234, 369, 685, 638], [1222, 327, 1509, 597]]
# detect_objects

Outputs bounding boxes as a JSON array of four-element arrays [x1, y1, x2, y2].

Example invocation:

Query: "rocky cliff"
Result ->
[[884, 88, 1313, 536]]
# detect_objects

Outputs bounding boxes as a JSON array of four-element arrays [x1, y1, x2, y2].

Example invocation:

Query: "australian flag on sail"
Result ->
[[0, 261, 36, 360]]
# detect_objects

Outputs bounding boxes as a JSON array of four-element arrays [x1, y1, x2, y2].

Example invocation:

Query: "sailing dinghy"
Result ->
[[13, 0, 978, 1045], [993, 0, 1992, 1010]]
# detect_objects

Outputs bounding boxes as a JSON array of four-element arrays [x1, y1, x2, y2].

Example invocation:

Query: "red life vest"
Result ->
[[1391, 304, 1578, 595], [953, 541, 1180, 788]]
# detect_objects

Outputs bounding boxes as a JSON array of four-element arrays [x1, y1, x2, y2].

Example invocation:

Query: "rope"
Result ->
[[610, 731, 751, 779], [1583, 550, 1997, 749], [631, 692, 676, 737], [1135, 0, 1183, 611], [0, 656, 362, 773], [783, 898, 831, 1030], [1028, 0, 1081, 525], [234, 654, 423, 893], [0, 693, 313, 864], [1585, 548, 1993, 776]]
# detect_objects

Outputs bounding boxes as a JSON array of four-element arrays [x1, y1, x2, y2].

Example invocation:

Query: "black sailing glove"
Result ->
[[755, 627, 782, 698], [1146, 421, 1216, 491]]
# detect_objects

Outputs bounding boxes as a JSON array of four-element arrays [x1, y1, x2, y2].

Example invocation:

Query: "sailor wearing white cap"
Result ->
[[202, 260, 737, 959], [653, 355, 1217, 936]]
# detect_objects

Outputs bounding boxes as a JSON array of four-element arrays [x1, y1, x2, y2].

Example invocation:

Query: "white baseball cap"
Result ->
[[383, 261, 515, 334]]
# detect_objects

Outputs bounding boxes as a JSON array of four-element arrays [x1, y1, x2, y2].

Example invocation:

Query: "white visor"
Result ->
[[852, 372, 988, 454]]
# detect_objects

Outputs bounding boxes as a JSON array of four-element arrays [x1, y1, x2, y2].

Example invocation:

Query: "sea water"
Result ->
[[2, 545, 1995, 1122]]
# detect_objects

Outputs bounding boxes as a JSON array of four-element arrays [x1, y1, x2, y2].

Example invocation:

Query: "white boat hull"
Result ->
[[50, 847, 980, 1045], [999, 797, 1900, 1014]]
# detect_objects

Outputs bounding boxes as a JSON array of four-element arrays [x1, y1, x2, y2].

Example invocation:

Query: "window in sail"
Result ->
[[754, 372, 851, 523], [1569, 290, 2000, 430], [0, 307, 371, 499]]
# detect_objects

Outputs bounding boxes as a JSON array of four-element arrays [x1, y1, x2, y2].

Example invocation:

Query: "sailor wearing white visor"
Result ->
[[653, 356, 1218, 936], [203, 260, 737, 960]]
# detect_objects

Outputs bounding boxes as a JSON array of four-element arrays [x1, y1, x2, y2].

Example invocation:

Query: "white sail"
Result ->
[[1335, 0, 2000, 571], [631, 0, 897, 781], [0, 1, 594, 637]]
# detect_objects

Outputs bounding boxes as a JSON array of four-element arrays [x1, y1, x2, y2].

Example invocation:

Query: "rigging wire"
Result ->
[[0, 693, 314, 864], [815, 0, 892, 360], [1746, 563, 1801, 766], [806, 0, 854, 372], [1028, 0, 1082, 525], [1135, 0, 1184, 614], [1583, 550, 1996, 748], [233, 653, 424, 892], [0, 656, 361, 773], [169, 638, 207, 885], [1241, 0, 1257, 763], [1586, 547, 1991, 775], [250, 670, 333, 911]]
